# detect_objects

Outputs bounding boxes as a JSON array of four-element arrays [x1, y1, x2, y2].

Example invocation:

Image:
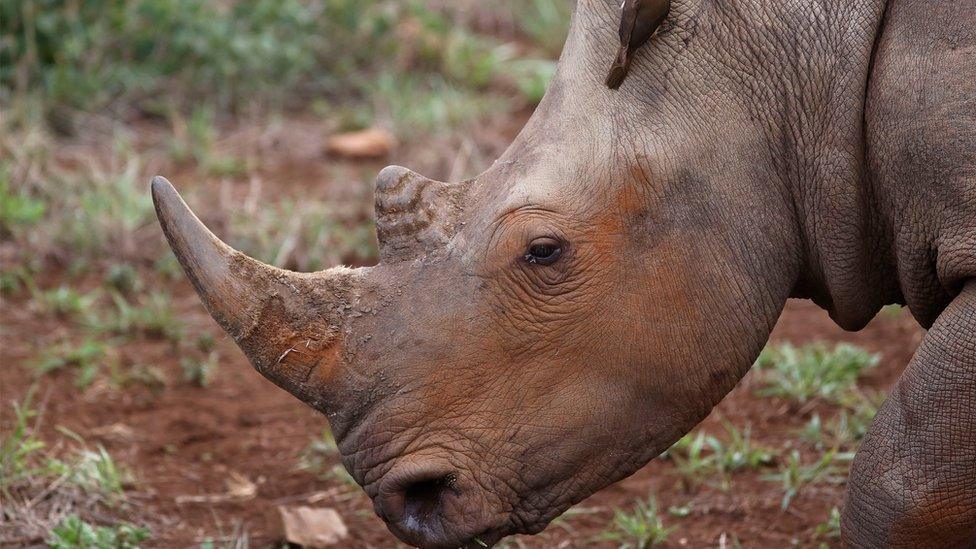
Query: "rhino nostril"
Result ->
[[377, 465, 461, 533], [402, 473, 457, 525]]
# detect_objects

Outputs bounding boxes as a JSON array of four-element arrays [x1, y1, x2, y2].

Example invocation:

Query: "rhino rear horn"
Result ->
[[373, 166, 468, 262], [151, 176, 367, 409]]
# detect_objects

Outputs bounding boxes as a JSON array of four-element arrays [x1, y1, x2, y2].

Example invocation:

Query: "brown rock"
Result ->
[[278, 506, 349, 547], [326, 128, 394, 159]]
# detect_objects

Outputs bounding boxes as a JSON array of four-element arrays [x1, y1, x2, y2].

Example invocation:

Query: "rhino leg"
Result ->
[[843, 281, 976, 547]]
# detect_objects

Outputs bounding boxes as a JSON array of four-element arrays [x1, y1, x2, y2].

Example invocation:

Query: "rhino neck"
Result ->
[[747, 0, 901, 330]]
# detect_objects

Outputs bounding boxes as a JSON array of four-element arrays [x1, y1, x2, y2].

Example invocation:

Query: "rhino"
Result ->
[[152, 0, 976, 546]]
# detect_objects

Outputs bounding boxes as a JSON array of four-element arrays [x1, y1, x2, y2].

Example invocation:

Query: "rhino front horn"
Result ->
[[151, 176, 368, 410]]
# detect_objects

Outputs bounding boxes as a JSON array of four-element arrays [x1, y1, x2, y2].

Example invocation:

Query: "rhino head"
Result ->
[[155, 0, 808, 546]]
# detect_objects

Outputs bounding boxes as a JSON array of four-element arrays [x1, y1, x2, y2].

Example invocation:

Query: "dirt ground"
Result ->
[[1, 274, 923, 547]]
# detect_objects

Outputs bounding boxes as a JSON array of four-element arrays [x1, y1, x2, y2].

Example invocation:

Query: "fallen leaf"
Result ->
[[279, 506, 348, 547], [225, 471, 257, 500], [174, 471, 257, 504]]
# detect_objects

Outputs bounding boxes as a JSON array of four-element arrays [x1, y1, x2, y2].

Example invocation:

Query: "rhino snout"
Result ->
[[373, 459, 506, 548]]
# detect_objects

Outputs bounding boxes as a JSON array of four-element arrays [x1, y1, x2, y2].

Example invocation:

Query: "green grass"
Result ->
[[104, 263, 144, 296], [0, 388, 46, 486], [1, 0, 569, 285], [296, 429, 356, 487], [32, 339, 109, 388], [667, 423, 775, 490], [229, 197, 377, 271], [297, 429, 339, 473], [598, 497, 674, 548], [503, 0, 574, 57], [48, 515, 150, 549], [0, 170, 46, 237], [763, 450, 852, 510], [62, 447, 130, 502], [799, 391, 884, 450], [33, 286, 99, 320], [814, 506, 842, 546], [1, 127, 159, 270], [181, 352, 218, 388], [754, 343, 880, 405], [1, 0, 563, 123], [103, 291, 183, 342], [1, 392, 148, 542], [2, 394, 131, 500], [878, 304, 906, 319]]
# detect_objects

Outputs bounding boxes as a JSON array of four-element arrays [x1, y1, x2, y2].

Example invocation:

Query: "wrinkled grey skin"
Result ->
[[154, 0, 976, 547]]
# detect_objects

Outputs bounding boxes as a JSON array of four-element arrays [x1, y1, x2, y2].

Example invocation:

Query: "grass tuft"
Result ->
[[754, 343, 879, 405], [103, 291, 183, 342], [32, 339, 109, 389], [814, 506, 842, 545], [763, 449, 852, 510], [666, 423, 776, 490], [0, 392, 148, 543], [48, 515, 150, 549], [598, 496, 674, 548]]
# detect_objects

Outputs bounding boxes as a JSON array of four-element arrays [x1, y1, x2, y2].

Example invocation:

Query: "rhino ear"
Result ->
[[374, 166, 468, 263], [606, 0, 671, 89]]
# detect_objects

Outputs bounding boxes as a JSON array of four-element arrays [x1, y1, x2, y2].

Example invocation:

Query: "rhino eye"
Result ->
[[523, 238, 562, 266]]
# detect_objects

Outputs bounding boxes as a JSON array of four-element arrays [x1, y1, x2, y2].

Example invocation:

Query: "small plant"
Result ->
[[814, 506, 842, 545], [0, 264, 33, 295], [199, 520, 250, 549], [763, 450, 852, 510], [712, 424, 775, 473], [120, 364, 168, 395], [667, 504, 694, 518], [598, 496, 674, 548], [0, 175, 46, 237], [878, 304, 905, 319], [180, 335, 219, 387], [800, 391, 883, 450], [65, 447, 129, 501], [33, 285, 99, 320], [32, 339, 108, 388], [295, 430, 354, 486], [548, 505, 602, 536], [104, 263, 143, 295], [181, 353, 218, 388], [667, 424, 775, 490], [754, 343, 879, 405], [104, 291, 183, 342], [153, 252, 183, 281], [667, 431, 713, 486], [325, 464, 358, 487], [48, 515, 150, 549], [0, 388, 45, 485], [503, 0, 574, 57], [297, 428, 339, 472], [0, 391, 147, 541]]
